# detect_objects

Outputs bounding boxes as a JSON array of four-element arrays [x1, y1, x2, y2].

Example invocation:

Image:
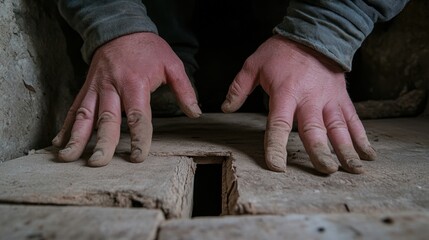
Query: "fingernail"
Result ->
[[89, 150, 103, 162], [269, 156, 287, 172], [267, 155, 286, 172], [366, 145, 377, 160], [59, 146, 71, 154], [131, 149, 143, 163], [311, 147, 338, 174], [319, 158, 338, 174], [347, 159, 364, 174], [359, 145, 377, 161], [221, 100, 231, 112], [190, 103, 202, 117], [52, 136, 60, 145]]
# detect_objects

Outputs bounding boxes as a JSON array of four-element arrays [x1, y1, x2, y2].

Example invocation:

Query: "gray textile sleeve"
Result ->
[[57, 0, 158, 63], [274, 0, 410, 71]]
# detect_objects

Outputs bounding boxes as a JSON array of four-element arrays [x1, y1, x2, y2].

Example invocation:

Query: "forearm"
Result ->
[[274, 0, 410, 71], [57, 0, 158, 63]]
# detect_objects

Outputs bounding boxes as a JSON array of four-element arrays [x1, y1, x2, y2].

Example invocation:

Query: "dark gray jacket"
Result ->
[[57, 0, 409, 71]]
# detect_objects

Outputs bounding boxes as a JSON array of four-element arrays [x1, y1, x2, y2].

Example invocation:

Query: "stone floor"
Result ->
[[0, 113, 428, 239]]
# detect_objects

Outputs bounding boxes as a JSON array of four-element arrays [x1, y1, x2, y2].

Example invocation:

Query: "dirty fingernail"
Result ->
[[88, 150, 109, 167], [52, 136, 60, 146], [190, 103, 202, 117], [337, 145, 364, 174], [89, 150, 103, 162], [221, 100, 231, 112], [346, 159, 364, 174], [365, 145, 377, 160], [130, 149, 143, 163], [358, 145, 377, 161], [59, 146, 71, 154], [267, 155, 287, 172], [310, 148, 338, 174]]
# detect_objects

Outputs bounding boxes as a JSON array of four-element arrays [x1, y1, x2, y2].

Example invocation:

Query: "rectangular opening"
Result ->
[[191, 162, 223, 217]]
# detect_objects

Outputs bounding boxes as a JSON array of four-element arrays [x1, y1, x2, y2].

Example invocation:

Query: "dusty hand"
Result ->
[[222, 35, 376, 174], [52, 32, 201, 166]]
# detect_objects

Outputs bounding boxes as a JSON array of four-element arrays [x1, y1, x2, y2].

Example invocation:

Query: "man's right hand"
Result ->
[[52, 32, 201, 167]]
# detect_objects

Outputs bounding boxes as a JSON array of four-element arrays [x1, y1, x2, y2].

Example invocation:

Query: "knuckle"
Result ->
[[242, 58, 255, 71], [75, 107, 94, 121], [127, 110, 150, 127], [128, 72, 144, 83], [98, 82, 117, 94], [167, 60, 185, 74], [127, 111, 143, 126], [268, 119, 293, 135], [97, 111, 119, 124], [325, 118, 347, 131], [346, 112, 367, 137], [301, 120, 326, 134], [347, 112, 361, 126], [229, 81, 245, 97]]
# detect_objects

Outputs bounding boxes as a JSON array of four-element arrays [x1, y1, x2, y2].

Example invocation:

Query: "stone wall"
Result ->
[[350, 0, 429, 117], [0, 0, 75, 162]]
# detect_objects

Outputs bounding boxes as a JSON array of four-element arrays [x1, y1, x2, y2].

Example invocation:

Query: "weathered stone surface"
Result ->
[[127, 114, 428, 215], [222, 116, 429, 215], [0, 153, 196, 218], [159, 212, 429, 240], [350, 0, 429, 105], [2, 113, 428, 219], [0, 205, 163, 240], [0, 0, 75, 162]]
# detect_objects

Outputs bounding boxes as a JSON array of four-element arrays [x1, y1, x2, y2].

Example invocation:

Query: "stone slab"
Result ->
[[56, 113, 429, 215], [222, 116, 429, 215], [1, 113, 428, 218], [0, 154, 195, 218], [145, 114, 429, 215], [158, 212, 429, 240], [0, 205, 163, 240]]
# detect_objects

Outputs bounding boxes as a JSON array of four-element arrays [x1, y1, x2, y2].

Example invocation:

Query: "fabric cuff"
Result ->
[[274, 1, 376, 72], [75, 2, 158, 63]]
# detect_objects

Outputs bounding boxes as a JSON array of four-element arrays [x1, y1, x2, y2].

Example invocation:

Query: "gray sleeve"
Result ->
[[274, 0, 410, 71], [57, 0, 158, 63]]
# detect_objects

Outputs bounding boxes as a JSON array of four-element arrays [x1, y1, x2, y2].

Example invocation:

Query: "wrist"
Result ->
[[273, 34, 345, 73]]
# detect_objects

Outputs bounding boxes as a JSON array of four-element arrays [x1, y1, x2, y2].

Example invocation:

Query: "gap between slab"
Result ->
[[190, 154, 238, 217]]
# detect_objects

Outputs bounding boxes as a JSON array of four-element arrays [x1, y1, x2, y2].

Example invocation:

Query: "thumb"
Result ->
[[222, 67, 257, 113]]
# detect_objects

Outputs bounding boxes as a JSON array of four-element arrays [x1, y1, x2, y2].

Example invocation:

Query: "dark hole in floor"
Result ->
[[192, 164, 222, 217], [131, 199, 143, 208], [382, 217, 394, 225]]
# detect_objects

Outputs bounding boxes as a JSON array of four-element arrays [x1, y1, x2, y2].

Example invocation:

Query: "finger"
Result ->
[[265, 93, 297, 172], [165, 62, 201, 118], [52, 86, 88, 148], [122, 78, 152, 163], [58, 89, 98, 162], [88, 86, 122, 167], [297, 103, 338, 174], [341, 98, 377, 161], [324, 102, 363, 174], [221, 60, 257, 113]]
